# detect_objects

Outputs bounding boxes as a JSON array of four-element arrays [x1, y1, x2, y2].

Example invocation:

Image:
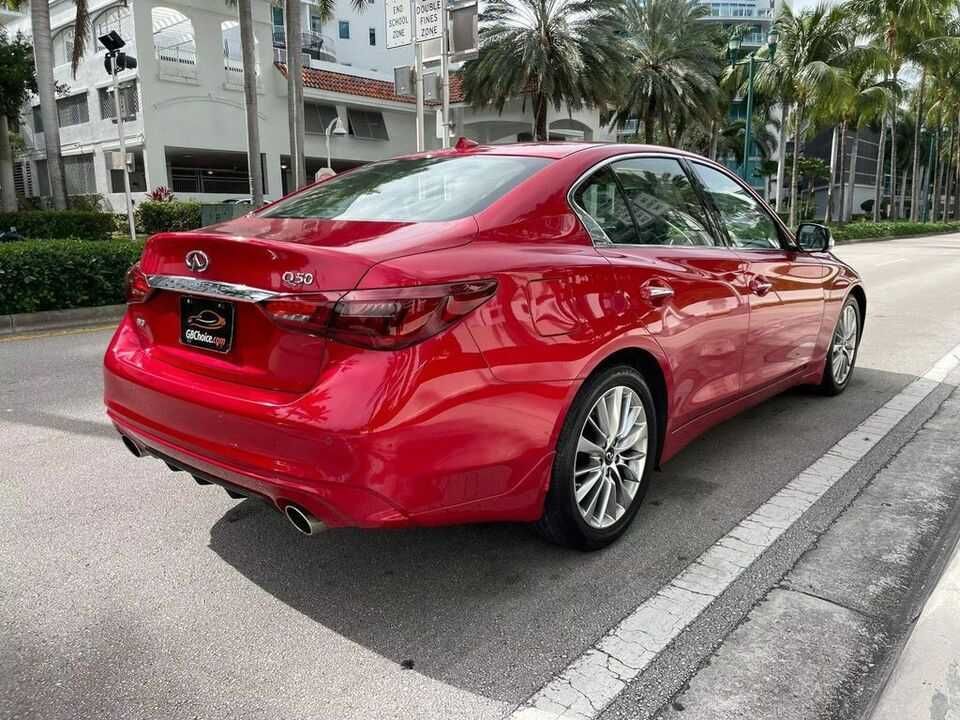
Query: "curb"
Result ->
[[834, 229, 960, 245], [0, 304, 125, 338]]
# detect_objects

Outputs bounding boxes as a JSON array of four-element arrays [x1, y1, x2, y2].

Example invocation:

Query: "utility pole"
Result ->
[[415, 42, 425, 152], [439, 0, 450, 149], [99, 31, 137, 241]]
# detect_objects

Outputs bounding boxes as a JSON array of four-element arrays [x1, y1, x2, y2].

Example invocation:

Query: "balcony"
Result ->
[[155, 44, 199, 82], [272, 26, 336, 63]]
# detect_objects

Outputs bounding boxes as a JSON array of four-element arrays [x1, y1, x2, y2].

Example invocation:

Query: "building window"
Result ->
[[93, 4, 133, 44], [369, 27, 376, 45], [304, 103, 340, 134], [13, 162, 31, 198], [339, 21, 350, 39], [106, 150, 147, 193], [52, 27, 75, 67], [152, 7, 197, 65], [57, 93, 90, 127], [64, 154, 97, 195], [347, 108, 388, 140], [99, 82, 139, 120]]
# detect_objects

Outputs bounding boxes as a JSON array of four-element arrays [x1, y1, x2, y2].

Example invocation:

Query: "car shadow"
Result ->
[[206, 365, 920, 701]]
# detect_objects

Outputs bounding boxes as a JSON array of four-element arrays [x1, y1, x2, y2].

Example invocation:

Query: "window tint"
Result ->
[[612, 158, 718, 246], [691, 163, 781, 249], [262, 155, 550, 222], [572, 167, 639, 245]]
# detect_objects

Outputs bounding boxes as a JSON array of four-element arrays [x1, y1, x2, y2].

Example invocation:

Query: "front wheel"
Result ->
[[819, 296, 861, 395], [535, 366, 658, 550]]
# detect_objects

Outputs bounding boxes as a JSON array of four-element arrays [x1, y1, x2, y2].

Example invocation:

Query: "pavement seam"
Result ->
[[507, 343, 960, 720]]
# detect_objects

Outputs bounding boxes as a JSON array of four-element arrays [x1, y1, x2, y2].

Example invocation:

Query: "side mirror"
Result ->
[[796, 222, 833, 252]]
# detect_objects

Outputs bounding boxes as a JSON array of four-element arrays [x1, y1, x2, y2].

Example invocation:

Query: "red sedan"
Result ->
[[104, 142, 864, 549]]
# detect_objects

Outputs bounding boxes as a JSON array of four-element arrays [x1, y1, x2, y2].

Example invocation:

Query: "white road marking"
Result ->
[[509, 342, 960, 720], [876, 257, 908, 266]]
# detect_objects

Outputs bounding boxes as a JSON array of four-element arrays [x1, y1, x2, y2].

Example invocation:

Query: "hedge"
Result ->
[[0, 239, 144, 315], [136, 201, 202, 234], [831, 220, 960, 242], [0, 210, 115, 241]]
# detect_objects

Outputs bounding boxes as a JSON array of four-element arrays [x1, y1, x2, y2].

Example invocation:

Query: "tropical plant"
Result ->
[[0, 28, 36, 212], [758, 3, 849, 227], [145, 186, 175, 203], [462, 0, 627, 141], [611, 0, 722, 146]]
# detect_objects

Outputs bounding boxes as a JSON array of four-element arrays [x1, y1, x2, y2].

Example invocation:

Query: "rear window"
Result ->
[[261, 155, 551, 222]]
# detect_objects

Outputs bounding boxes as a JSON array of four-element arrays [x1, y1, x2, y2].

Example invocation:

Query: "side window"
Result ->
[[692, 163, 782, 250], [572, 167, 639, 245], [612, 157, 718, 246]]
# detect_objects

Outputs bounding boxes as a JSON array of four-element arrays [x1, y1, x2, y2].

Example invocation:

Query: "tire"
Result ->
[[819, 296, 861, 396], [535, 365, 658, 550]]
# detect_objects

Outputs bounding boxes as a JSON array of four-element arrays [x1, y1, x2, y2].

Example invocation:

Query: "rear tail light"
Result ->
[[260, 279, 497, 350], [124, 262, 152, 304]]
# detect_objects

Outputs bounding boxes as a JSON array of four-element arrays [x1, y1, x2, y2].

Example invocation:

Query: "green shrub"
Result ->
[[67, 194, 105, 212], [831, 220, 960, 242], [0, 239, 144, 314], [0, 210, 115, 241], [136, 201, 202, 234]]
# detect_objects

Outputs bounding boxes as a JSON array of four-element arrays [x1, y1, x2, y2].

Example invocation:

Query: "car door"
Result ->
[[574, 155, 751, 430], [689, 162, 829, 392]]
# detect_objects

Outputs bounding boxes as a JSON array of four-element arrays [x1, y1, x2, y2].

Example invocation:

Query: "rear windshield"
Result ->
[[261, 155, 551, 222]]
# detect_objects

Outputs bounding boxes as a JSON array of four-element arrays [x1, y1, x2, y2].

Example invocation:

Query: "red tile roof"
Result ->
[[276, 64, 464, 105]]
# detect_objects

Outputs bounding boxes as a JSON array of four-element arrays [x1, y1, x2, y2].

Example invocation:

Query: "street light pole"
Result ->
[[742, 54, 756, 182], [324, 115, 346, 170]]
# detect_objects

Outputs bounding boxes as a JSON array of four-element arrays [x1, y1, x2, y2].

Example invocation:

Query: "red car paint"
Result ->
[[103, 143, 863, 529]]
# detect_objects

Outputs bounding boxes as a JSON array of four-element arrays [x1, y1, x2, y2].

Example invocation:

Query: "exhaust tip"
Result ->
[[284, 504, 325, 536], [121, 435, 143, 458]]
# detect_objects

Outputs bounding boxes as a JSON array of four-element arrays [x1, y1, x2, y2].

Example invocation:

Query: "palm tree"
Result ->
[[758, 3, 849, 227], [462, 0, 626, 142], [224, 0, 264, 206], [612, 0, 721, 146], [849, 0, 951, 220]]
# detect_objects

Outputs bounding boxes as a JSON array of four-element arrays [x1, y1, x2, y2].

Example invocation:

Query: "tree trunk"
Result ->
[[889, 98, 899, 220], [873, 122, 886, 222], [31, 0, 68, 209], [910, 69, 926, 222], [643, 96, 655, 145], [932, 127, 943, 222], [899, 165, 908, 218], [534, 94, 548, 141], [286, 0, 306, 188], [953, 130, 960, 221], [788, 103, 803, 227], [238, 0, 263, 206], [775, 102, 788, 213], [0, 116, 17, 212], [837, 121, 848, 222], [824, 125, 839, 224], [942, 126, 955, 222], [845, 129, 860, 222], [709, 119, 718, 161]]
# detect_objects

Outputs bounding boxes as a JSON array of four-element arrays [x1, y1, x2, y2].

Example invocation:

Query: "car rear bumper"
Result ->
[[104, 317, 570, 529]]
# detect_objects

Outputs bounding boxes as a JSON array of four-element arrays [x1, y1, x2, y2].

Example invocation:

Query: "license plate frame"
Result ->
[[180, 295, 235, 354]]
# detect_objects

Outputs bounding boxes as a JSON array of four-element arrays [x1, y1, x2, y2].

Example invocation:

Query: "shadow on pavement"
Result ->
[[206, 366, 916, 701]]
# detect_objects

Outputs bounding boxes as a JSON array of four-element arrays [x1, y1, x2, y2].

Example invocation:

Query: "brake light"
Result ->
[[124, 262, 152, 304], [260, 280, 497, 350]]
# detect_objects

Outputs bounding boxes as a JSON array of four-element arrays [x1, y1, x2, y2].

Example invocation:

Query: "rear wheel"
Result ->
[[819, 296, 861, 395], [536, 365, 658, 550]]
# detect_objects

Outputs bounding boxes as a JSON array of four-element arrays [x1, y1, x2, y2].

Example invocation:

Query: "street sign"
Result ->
[[385, 0, 412, 49], [414, 0, 443, 42]]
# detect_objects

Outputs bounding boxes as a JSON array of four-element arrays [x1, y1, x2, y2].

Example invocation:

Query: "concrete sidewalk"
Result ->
[[871, 540, 960, 720]]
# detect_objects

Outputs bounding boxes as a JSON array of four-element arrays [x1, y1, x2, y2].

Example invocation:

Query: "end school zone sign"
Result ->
[[386, 0, 413, 48]]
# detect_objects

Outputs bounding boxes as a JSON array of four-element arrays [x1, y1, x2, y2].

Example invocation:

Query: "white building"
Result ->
[[3, 0, 614, 211]]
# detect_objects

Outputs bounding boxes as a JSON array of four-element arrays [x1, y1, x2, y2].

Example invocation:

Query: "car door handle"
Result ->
[[640, 284, 674, 304], [749, 276, 773, 296]]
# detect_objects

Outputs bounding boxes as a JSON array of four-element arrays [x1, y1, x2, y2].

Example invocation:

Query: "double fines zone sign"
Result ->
[[414, 0, 443, 42]]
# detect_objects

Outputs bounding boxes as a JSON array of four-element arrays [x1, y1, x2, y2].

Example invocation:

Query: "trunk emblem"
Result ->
[[282, 271, 314, 287], [185, 250, 209, 273]]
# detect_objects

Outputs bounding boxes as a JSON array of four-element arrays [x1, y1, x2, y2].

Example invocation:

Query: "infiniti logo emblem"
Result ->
[[185, 250, 209, 273]]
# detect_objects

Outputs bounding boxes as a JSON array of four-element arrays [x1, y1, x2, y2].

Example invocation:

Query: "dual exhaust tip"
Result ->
[[120, 433, 326, 536]]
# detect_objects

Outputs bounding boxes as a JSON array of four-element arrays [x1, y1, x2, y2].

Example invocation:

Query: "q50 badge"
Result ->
[[281, 271, 314, 288]]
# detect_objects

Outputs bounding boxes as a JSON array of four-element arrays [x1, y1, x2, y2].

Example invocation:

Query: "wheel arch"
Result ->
[[848, 284, 867, 338]]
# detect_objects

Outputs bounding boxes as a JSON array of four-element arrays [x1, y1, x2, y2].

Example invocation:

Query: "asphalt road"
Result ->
[[2, 234, 960, 720]]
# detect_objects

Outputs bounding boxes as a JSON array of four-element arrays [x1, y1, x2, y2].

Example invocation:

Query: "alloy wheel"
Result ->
[[573, 386, 648, 529], [831, 304, 858, 385]]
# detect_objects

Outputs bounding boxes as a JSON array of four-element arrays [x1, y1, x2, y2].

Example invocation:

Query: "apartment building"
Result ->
[[2, 0, 612, 210]]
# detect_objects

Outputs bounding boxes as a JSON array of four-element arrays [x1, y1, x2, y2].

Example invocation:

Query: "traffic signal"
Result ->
[[104, 52, 138, 75]]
